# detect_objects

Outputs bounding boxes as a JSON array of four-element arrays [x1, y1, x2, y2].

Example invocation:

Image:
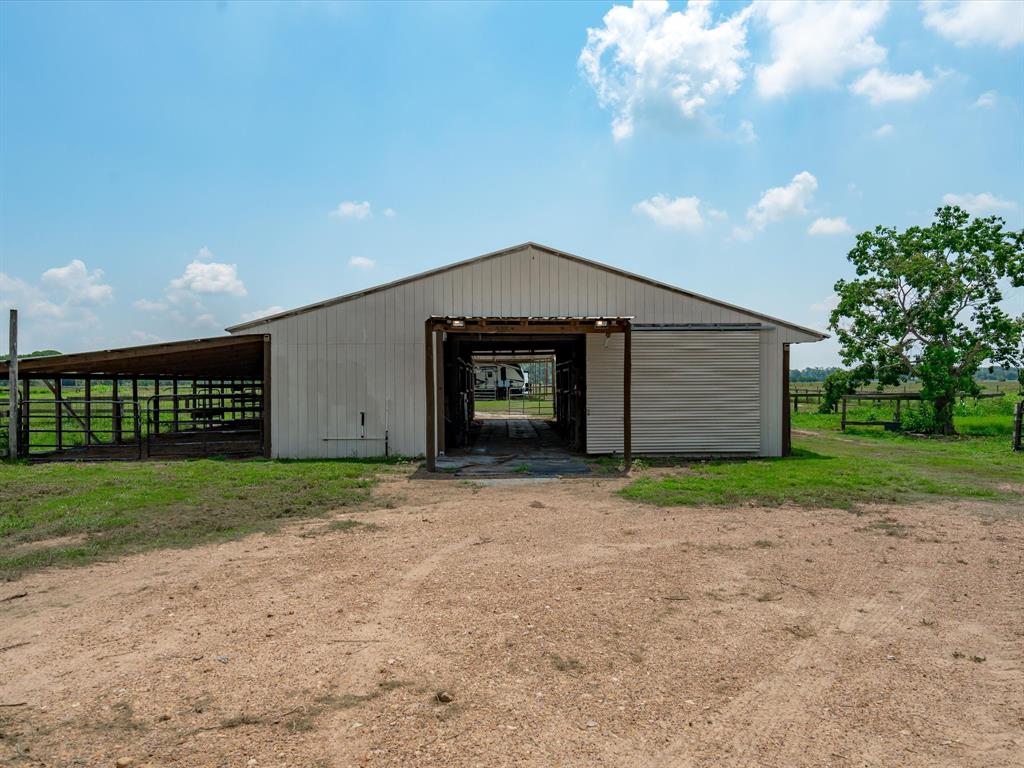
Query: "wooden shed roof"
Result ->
[[0, 335, 264, 379]]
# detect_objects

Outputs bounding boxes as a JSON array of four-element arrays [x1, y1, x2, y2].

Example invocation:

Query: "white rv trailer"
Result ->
[[474, 362, 528, 399]]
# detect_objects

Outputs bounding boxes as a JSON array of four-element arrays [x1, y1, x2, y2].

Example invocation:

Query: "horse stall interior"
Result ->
[[426, 317, 631, 473], [0, 335, 269, 461]]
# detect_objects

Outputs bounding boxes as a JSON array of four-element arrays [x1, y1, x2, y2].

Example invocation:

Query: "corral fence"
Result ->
[[3, 386, 264, 461], [474, 383, 554, 417], [1014, 400, 1023, 452]]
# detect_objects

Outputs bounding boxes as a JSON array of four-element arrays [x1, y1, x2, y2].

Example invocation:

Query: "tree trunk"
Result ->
[[934, 395, 956, 435]]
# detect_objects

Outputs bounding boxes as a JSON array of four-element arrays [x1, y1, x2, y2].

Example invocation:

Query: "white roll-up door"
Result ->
[[586, 330, 761, 454]]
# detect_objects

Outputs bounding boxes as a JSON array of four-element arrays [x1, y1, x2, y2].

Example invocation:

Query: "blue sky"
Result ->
[[1, 0, 1021, 367]]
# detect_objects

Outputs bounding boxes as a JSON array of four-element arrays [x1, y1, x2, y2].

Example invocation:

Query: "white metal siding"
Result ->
[[236, 245, 808, 458], [586, 331, 761, 454]]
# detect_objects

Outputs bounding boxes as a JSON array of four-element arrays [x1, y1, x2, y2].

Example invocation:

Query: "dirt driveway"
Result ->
[[2, 472, 1022, 767]]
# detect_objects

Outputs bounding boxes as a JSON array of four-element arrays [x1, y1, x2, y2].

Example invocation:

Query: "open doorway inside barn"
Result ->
[[425, 317, 631, 476]]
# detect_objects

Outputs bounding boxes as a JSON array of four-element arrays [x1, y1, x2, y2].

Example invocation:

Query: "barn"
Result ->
[[226, 242, 825, 467]]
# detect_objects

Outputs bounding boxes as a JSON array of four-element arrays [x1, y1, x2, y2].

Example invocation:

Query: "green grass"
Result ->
[[474, 396, 553, 417], [0, 458, 391, 579], [621, 426, 1022, 511]]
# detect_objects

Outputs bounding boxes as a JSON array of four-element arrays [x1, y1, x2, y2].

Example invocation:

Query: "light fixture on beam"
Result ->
[[450, 319, 465, 328], [594, 319, 609, 327]]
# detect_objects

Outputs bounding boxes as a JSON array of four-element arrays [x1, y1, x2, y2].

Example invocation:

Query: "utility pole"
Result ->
[[8, 309, 17, 459]]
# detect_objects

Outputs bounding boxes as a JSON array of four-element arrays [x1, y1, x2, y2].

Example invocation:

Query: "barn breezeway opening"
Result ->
[[424, 317, 631, 476]]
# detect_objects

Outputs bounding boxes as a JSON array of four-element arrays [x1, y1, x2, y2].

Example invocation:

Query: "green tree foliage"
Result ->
[[0, 349, 61, 363], [830, 206, 1024, 434], [817, 369, 863, 414]]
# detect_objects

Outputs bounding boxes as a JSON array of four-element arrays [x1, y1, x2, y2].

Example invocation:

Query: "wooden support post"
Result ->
[[85, 376, 92, 445], [782, 344, 791, 457], [436, 330, 445, 455], [425, 321, 436, 472], [112, 376, 122, 443], [1013, 401, 1023, 452], [841, 397, 848, 431], [54, 378, 63, 451], [263, 335, 272, 458], [172, 378, 179, 433], [895, 397, 901, 426], [153, 378, 160, 435], [132, 377, 139, 443], [623, 322, 632, 471], [7, 309, 16, 459]]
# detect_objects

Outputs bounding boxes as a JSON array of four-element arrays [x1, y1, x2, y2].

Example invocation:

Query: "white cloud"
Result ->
[[633, 194, 714, 232], [753, 0, 889, 98], [383, 208, 397, 218], [808, 216, 853, 235], [196, 246, 215, 261], [810, 293, 840, 312], [737, 119, 758, 143], [921, 0, 1024, 49], [240, 305, 285, 323], [0, 272, 66, 320], [0, 263, 109, 350], [329, 200, 372, 219], [40, 259, 114, 304], [348, 256, 376, 269], [169, 250, 246, 297], [729, 226, 754, 242], [133, 298, 168, 312], [131, 330, 161, 343], [849, 68, 932, 105], [872, 123, 894, 137], [941, 192, 1017, 215], [579, 0, 751, 140], [972, 90, 997, 108], [746, 171, 818, 230]]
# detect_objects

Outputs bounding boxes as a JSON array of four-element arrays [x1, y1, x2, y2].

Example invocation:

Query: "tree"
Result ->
[[830, 206, 1024, 434]]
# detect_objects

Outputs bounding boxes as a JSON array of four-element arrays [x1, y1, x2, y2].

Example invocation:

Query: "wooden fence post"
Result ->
[[841, 397, 848, 431], [1014, 401, 1023, 452], [7, 309, 16, 459], [54, 377, 62, 451]]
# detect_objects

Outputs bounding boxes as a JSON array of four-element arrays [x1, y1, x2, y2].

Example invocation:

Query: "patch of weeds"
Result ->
[[858, 517, 910, 538], [548, 653, 583, 673], [219, 713, 264, 729], [782, 624, 817, 639], [512, 463, 531, 474], [971, 655, 987, 663], [919, 618, 936, 627], [529, 500, 545, 509], [630, 458, 650, 472], [328, 519, 382, 533], [753, 539, 776, 549], [273, 679, 407, 733], [88, 702, 146, 733]]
